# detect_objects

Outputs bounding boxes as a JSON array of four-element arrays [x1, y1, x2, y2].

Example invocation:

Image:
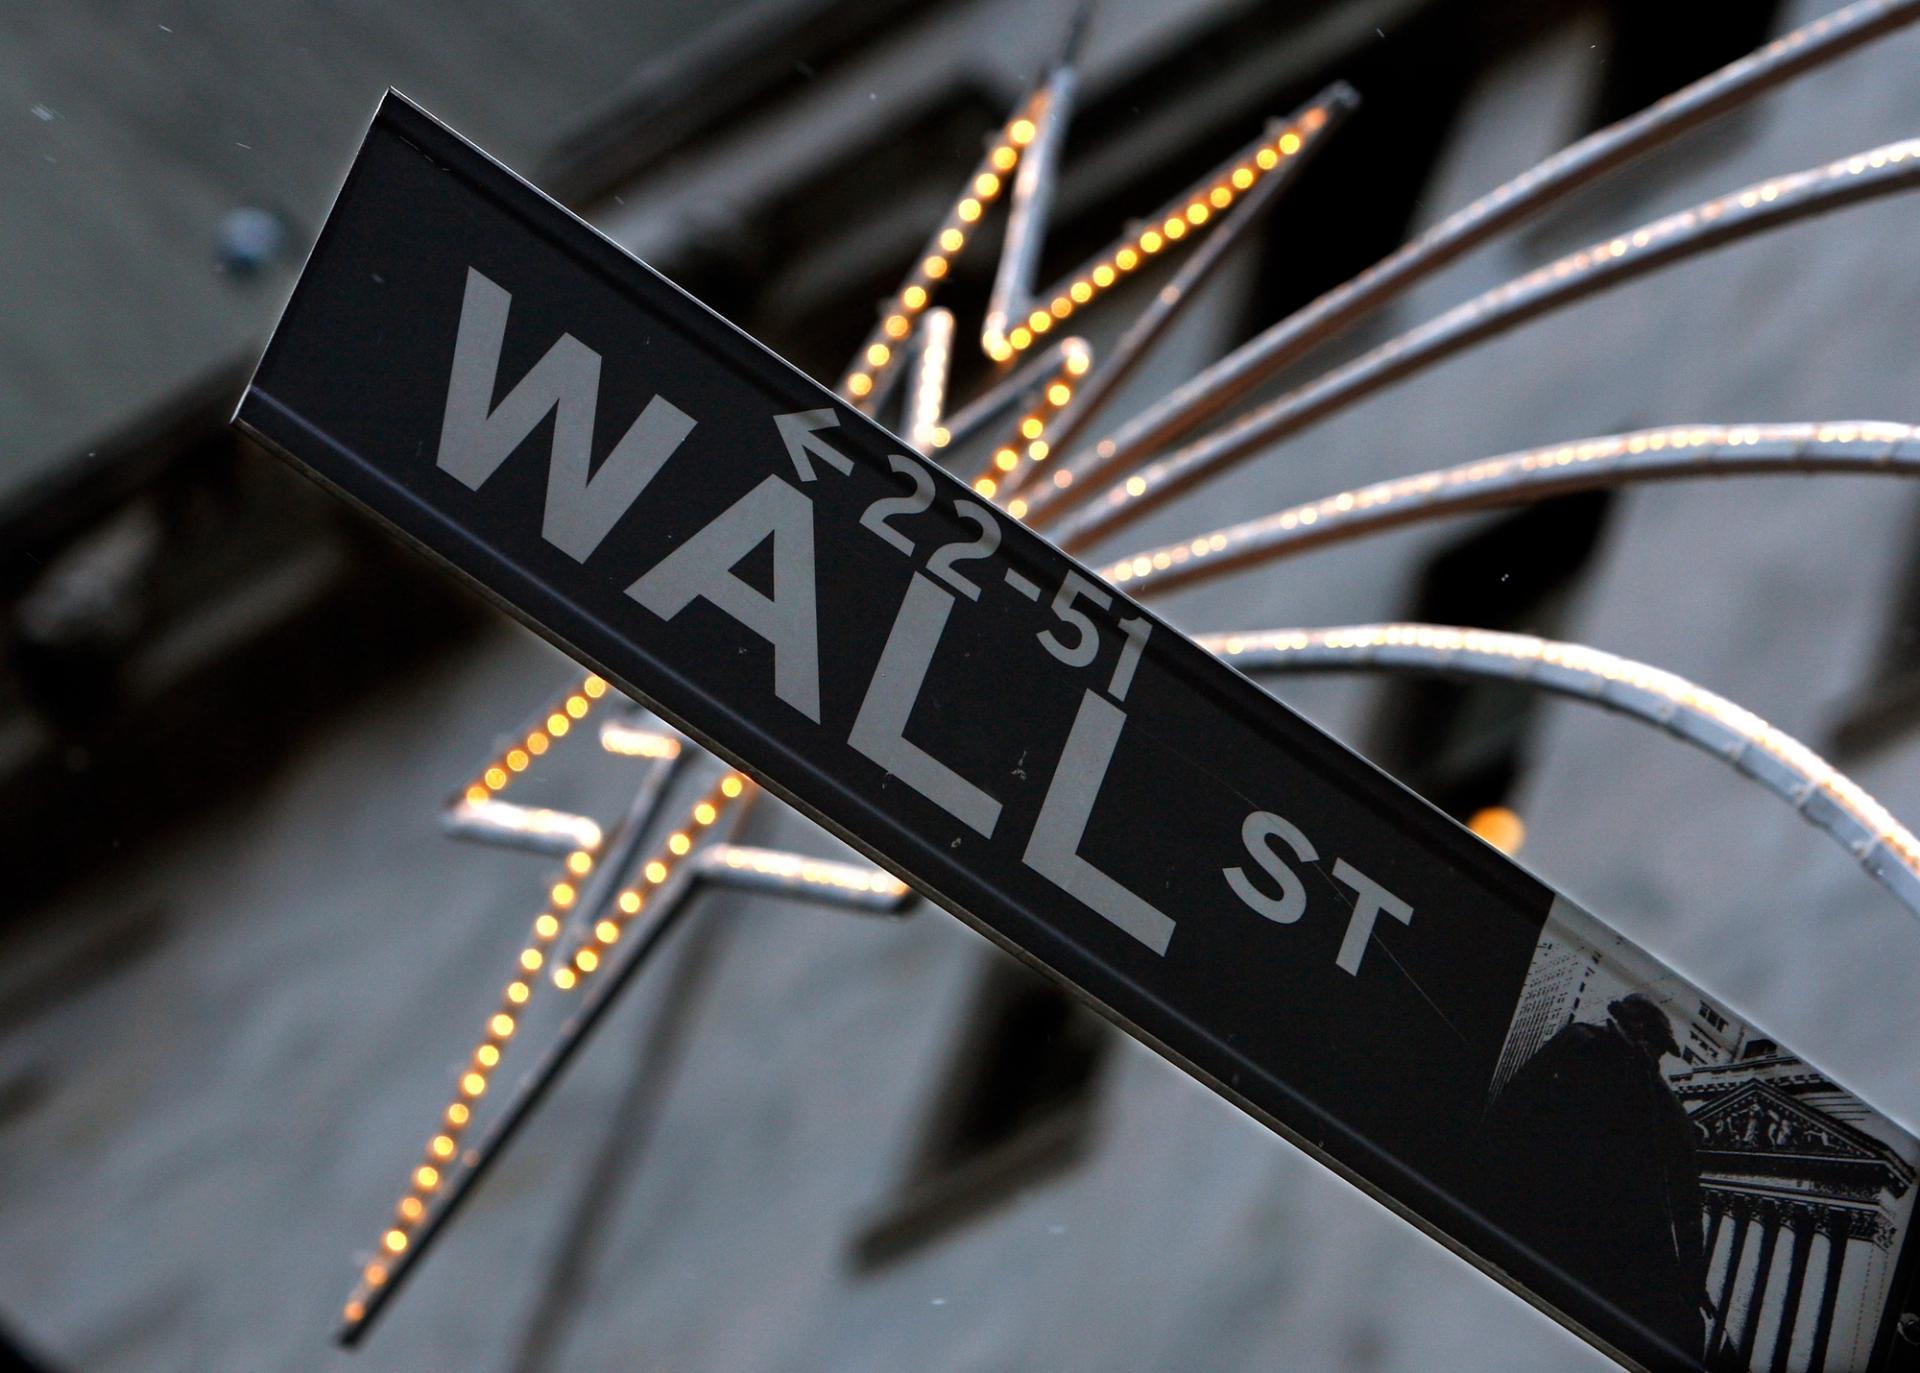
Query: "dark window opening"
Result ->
[[852, 956, 1108, 1269], [1526, 0, 1784, 249], [1831, 501, 1920, 754], [1372, 491, 1613, 820]]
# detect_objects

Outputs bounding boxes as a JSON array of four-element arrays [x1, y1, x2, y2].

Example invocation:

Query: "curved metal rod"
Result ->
[[1105, 421, 1920, 594], [1023, 0, 1920, 523], [1037, 138, 1920, 548], [1199, 624, 1920, 920]]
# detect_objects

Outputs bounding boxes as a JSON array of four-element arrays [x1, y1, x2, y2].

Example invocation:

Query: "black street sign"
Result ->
[[238, 93, 1920, 1372]]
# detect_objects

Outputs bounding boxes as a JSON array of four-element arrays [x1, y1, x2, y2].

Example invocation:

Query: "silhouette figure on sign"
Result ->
[[1486, 994, 1710, 1365]]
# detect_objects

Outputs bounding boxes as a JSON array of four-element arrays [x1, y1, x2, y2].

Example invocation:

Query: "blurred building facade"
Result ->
[[4, 0, 1920, 1371]]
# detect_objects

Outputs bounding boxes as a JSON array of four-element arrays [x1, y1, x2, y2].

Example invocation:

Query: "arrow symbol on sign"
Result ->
[[773, 409, 854, 482]]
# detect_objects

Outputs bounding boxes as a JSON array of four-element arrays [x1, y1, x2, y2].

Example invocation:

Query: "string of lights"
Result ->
[[1200, 625, 1920, 920], [1105, 421, 1920, 594], [839, 92, 1044, 407], [987, 98, 1347, 367], [1023, 0, 1920, 522], [339, 770, 751, 1340], [969, 340, 1090, 500], [1039, 137, 1920, 548], [459, 672, 612, 805], [552, 770, 753, 987], [1037, 86, 1356, 465]]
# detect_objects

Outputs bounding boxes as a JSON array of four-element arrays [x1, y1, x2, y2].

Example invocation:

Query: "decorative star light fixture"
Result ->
[[338, 0, 1920, 1339]]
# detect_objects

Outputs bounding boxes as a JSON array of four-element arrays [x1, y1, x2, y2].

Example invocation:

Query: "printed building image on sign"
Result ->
[[1480, 902, 1918, 1371], [234, 94, 1920, 1372]]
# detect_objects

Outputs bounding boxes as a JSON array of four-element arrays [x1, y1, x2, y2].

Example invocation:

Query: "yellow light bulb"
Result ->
[[1047, 382, 1071, 405], [491, 1013, 515, 1038], [461, 1072, 486, 1097], [1028, 441, 1049, 460], [884, 315, 909, 339], [1256, 148, 1278, 170], [506, 981, 530, 1004], [1278, 131, 1302, 155], [992, 146, 1017, 171], [554, 967, 578, 990], [576, 949, 600, 974], [867, 343, 891, 367], [1231, 167, 1254, 189], [1009, 326, 1032, 349], [1210, 186, 1232, 209], [1009, 118, 1036, 145], [847, 373, 873, 397], [431, 1135, 456, 1160], [1186, 203, 1209, 226], [667, 832, 692, 856], [1070, 281, 1092, 303], [645, 860, 669, 884], [1050, 296, 1072, 319], [721, 775, 745, 797], [1020, 417, 1044, 439], [902, 284, 928, 309], [995, 449, 1019, 473], [1165, 218, 1187, 240], [974, 172, 1000, 196], [618, 891, 642, 914], [484, 767, 508, 790], [583, 676, 607, 698], [957, 198, 981, 222], [525, 733, 549, 756], [534, 913, 560, 939], [1091, 265, 1114, 287], [551, 882, 576, 908], [566, 851, 592, 875], [1030, 313, 1052, 334], [548, 713, 569, 736], [416, 1165, 442, 1189], [445, 1103, 469, 1127], [1140, 231, 1163, 253], [399, 1197, 424, 1222], [693, 801, 718, 825], [465, 783, 490, 805], [924, 257, 948, 280], [595, 919, 619, 943], [1008, 499, 1028, 519], [565, 695, 588, 718], [1116, 247, 1139, 270], [382, 1229, 410, 1255], [974, 476, 998, 497], [475, 1045, 499, 1068]]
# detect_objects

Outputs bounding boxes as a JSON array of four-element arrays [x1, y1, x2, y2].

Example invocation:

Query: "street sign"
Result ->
[[237, 93, 1920, 1372]]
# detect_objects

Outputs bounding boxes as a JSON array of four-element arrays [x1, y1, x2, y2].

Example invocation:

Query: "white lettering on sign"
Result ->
[[1225, 812, 1416, 974], [849, 572, 1004, 837], [628, 476, 823, 723], [1024, 690, 1178, 955], [1331, 859, 1413, 976], [1224, 811, 1317, 925], [437, 268, 696, 562]]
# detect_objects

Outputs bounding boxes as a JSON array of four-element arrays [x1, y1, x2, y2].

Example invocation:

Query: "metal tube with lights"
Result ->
[[1026, 0, 1920, 519], [1200, 625, 1920, 920], [1038, 138, 1920, 547], [1102, 421, 1920, 595]]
